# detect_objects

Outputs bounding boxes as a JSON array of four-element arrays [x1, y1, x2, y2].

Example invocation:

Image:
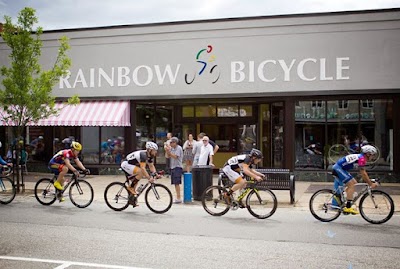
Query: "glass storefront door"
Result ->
[[200, 124, 238, 168], [260, 102, 284, 168]]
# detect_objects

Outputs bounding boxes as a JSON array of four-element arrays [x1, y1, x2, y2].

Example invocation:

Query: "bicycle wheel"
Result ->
[[145, 183, 173, 214], [201, 185, 230, 217], [328, 144, 348, 164], [246, 188, 277, 219], [309, 189, 341, 222], [359, 190, 394, 224], [104, 182, 130, 211], [69, 179, 94, 208], [0, 177, 16, 204], [34, 178, 57, 206]]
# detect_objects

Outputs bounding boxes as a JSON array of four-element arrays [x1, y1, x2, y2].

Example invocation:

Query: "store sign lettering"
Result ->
[[59, 57, 350, 89], [59, 65, 181, 88], [231, 57, 350, 82]]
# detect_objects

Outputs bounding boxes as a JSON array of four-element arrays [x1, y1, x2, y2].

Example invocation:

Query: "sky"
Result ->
[[0, 0, 400, 30]]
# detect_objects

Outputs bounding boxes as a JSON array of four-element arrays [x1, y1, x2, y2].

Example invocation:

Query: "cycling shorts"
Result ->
[[222, 166, 244, 184], [121, 161, 141, 176], [332, 163, 353, 184], [48, 163, 65, 175]]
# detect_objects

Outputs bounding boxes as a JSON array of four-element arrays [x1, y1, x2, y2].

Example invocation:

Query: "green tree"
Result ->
[[0, 7, 78, 191]]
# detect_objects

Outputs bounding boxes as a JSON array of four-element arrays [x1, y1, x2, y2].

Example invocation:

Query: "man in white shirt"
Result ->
[[198, 136, 214, 166]]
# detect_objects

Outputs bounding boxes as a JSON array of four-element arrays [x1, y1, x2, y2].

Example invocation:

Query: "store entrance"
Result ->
[[200, 124, 239, 168], [260, 102, 284, 168]]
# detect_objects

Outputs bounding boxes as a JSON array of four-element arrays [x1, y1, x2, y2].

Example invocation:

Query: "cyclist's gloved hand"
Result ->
[[73, 170, 80, 177], [370, 182, 378, 189], [151, 172, 161, 179], [84, 169, 91, 175]]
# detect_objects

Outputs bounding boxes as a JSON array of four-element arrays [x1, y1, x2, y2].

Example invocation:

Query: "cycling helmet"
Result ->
[[71, 141, 82, 151], [250, 148, 263, 159], [361, 145, 377, 155], [146, 141, 158, 151]]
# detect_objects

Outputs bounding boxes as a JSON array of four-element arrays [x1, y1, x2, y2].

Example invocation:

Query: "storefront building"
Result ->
[[1, 9, 399, 179]]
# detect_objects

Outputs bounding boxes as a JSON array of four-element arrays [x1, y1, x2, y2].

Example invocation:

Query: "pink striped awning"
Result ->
[[1, 101, 131, 126]]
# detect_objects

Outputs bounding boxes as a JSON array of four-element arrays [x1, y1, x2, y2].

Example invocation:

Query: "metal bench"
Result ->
[[219, 168, 295, 204]]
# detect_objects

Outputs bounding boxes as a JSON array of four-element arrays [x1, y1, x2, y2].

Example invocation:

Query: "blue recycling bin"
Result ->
[[183, 172, 192, 203]]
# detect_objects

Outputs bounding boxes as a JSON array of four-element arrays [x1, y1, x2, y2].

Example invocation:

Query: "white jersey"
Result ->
[[224, 154, 253, 171], [126, 150, 153, 166]]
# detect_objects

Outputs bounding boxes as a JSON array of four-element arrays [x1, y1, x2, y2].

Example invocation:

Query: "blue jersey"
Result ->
[[335, 153, 367, 171]]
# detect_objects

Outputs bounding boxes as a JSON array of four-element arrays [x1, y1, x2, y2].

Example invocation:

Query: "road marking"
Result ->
[[54, 262, 72, 269], [0, 255, 151, 269], [326, 230, 336, 238]]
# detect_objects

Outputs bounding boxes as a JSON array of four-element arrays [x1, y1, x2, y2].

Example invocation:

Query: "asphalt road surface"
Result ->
[[1, 195, 399, 269]]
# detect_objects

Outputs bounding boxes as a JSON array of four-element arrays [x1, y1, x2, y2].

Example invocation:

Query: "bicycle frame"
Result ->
[[0, 177, 6, 191], [122, 172, 159, 201], [51, 173, 86, 197], [104, 168, 173, 214], [236, 180, 259, 202], [224, 178, 270, 209], [332, 178, 377, 209]]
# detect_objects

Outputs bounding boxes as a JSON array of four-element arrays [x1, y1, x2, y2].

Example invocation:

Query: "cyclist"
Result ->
[[332, 144, 378, 214], [121, 141, 160, 196], [49, 141, 90, 202], [0, 141, 12, 173], [222, 148, 265, 205]]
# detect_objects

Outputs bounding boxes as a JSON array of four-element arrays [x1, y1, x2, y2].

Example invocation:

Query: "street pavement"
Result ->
[[11, 172, 400, 212]]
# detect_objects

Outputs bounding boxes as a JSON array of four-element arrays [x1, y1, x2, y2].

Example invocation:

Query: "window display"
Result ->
[[295, 99, 393, 171]]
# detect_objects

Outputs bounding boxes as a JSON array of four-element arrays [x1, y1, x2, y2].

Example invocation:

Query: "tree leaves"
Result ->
[[0, 7, 74, 137]]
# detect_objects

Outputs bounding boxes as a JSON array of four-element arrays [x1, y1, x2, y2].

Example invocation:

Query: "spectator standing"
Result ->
[[192, 132, 205, 167], [193, 132, 219, 166], [163, 132, 172, 176], [198, 136, 214, 166], [209, 136, 220, 155], [182, 133, 195, 172], [166, 137, 183, 204]]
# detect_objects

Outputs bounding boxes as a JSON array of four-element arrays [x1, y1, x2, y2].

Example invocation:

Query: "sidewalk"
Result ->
[[12, 172, 400, 212]]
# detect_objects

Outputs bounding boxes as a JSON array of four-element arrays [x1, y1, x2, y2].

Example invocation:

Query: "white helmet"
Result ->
[[361, 145, 377, 155], [0, 141, 2, 148], [146, 141, 158, 151]]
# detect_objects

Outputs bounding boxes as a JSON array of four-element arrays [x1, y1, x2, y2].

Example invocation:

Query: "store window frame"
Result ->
[[295, 98, 393, 172]]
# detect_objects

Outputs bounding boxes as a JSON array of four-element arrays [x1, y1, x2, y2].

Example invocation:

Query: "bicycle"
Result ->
[[104, 169, 173, 214], [0, 166, 16, 204], [328, 143, 380, 167], [309, 177, 394, 224], [201, 172, 278, 219], [34, 171, 94, 208]]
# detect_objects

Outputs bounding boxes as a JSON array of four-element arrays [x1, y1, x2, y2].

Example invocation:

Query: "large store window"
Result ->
[[136, 105, 173, 165], [26, 126, 46, 161], [82, 127, 124, 165], [82, 127, 99, 164], [295, 99, 393, 171]]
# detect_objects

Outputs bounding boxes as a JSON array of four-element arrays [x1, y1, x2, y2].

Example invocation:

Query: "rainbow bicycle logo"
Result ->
[[184, 45, 220, 85]]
